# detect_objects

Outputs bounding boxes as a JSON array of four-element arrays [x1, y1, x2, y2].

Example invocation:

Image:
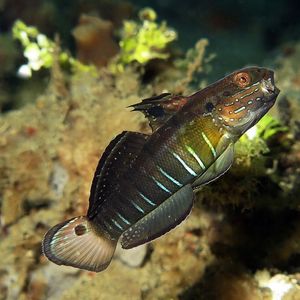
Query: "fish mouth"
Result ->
[[261, 78, 280, 96], [259, 78, 279, 115], [261, 70, 280, 100], [253, 72, 280, 124]]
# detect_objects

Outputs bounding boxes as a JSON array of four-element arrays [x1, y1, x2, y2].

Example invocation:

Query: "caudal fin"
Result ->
[[42, 216, 117, 272]]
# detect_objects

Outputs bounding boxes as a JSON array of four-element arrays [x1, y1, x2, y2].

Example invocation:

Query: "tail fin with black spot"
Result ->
[[42, 216, 117, 272]]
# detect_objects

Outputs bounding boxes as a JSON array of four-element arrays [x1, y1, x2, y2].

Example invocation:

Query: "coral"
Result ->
[[263, 42, 300, 205], [111, 7, 177, 72], [255, 270, 300, 300], [275, 42, 300, 139], [72, 14, 119, 68], [115, 244, 148, 268], [0, 23, 215, 297], [174, 39, 212, 94], [0, 63, 144, 298]]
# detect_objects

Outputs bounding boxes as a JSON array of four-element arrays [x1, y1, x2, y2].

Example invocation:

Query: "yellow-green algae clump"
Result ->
[[236, 114, 288, 166], [13, 8, 177, 77], [111, 7, 177, 72], [12, 20, 96, 77]]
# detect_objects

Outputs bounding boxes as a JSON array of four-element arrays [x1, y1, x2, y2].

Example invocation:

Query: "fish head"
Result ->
[[212, 67, 280, 138]]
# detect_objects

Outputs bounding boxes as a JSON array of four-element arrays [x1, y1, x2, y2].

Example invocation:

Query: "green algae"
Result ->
[[12, 20, 96, 77], [256, 114, 288, 141], [110, 7, 177, 72], [235, 114, 288, 167], [13, 7, 177, 77]]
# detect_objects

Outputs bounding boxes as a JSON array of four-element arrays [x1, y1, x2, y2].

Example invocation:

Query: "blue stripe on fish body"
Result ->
[[138, 191, 156, 206], [158, 166, 183, 187], [116, 212, 131, 225], [111, 218, 124, 230], [94, 192, 143, 233], [185, 145, 206, 170], [201, 132, 217, 158], [151, 176, 172, 194], [172, 152, 197, 176], [131, 201, 145, 213]]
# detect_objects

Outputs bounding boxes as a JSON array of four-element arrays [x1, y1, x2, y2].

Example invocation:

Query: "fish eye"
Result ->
[[234, 72, 251, 88]]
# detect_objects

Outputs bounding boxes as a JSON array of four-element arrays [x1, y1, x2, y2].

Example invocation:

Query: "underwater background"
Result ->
[[1, 0, 300, 299]]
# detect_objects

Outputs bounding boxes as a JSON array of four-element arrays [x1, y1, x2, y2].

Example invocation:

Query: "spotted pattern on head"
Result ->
[[214, 78, 263, 128], [196, 67, 278, 140]]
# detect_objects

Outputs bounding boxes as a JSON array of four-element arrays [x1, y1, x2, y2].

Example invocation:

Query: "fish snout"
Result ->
[[261, 77, 280, 100]]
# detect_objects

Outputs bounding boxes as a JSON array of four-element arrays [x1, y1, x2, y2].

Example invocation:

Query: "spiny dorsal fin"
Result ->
[[130, 93, 189, 131], [87, 131, 149, 218], [121, 184, 194, 249]]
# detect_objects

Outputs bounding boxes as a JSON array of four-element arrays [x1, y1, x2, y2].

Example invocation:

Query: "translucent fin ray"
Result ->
[[42, 216, 117, 272]]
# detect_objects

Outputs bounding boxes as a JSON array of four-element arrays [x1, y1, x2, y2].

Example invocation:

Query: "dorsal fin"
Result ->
[[87, 131, 149, 218], [130, 93, 189, 131], [121, 184, 194, 249]]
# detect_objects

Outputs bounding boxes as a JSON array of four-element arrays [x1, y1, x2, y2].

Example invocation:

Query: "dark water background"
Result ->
[[1, 0, 300, 109], [136, 0, 300, 77]]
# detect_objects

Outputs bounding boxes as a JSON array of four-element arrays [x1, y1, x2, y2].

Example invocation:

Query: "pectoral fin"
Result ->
[[121, 184, 194, 249], [192, 144, 234, 190]]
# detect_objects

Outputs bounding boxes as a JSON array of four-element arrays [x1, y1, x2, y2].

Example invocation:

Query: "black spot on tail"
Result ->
[[75, 224, 87, 236]]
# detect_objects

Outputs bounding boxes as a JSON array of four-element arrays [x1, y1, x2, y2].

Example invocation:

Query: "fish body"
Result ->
[[43, 67, 279, 272]]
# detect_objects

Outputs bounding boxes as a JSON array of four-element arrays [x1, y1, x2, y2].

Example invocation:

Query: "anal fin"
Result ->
[[121, 184, 194, 249]]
